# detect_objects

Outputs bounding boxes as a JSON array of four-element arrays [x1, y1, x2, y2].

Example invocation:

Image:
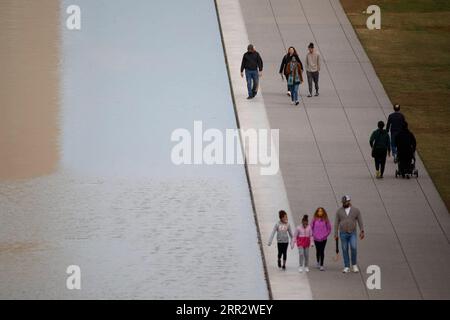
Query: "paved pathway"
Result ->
[[217, 0, 450, 299]]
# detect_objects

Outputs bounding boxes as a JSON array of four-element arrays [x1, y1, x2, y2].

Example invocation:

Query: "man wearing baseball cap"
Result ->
[[334, 195, 365, 273]]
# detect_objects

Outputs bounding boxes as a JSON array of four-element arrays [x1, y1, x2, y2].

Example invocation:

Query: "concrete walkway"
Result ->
[[217, 0, 450, 299]]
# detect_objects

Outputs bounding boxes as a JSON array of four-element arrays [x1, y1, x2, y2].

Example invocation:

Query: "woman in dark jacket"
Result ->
[[279, 47, 303, 96], [395, 121, 417, 177], [285, 57, 303, 105], [370, 121, 391, 179]]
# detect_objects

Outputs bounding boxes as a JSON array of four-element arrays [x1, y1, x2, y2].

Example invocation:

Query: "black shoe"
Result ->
[[277, 259, 281, 268], [307, 94, 312, 98], [282, 265, 286, 270], [252, 91, 258, 97], [314, 92, 319, 96], [247, 96, 253, 99], [295, 101, 300, 106]]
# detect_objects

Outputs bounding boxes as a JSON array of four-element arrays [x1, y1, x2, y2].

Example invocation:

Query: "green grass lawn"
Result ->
[[340, 0, 450, 211]]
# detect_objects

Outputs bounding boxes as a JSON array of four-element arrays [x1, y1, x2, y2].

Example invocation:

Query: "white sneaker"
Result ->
[[343, 267, 350, 273], [320, 266, 325, 271], [352, 265, 359, 273], [305, 267, 310, 272], [298, 267, 303, 273]]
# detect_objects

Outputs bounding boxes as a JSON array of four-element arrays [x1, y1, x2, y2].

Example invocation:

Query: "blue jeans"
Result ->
[[245, 69, 259, 97], [288, 83, 299, 102], [340, 231, 357, 268], [390, 131, 398, 157]]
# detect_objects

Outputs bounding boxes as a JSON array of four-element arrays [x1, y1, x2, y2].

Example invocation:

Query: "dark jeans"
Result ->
[[277, 242, 288, 261], [373, 148, 387, 176], [245, 69, 259, 97], [307, 71, 319, 94], [314, 239, 327, 266]]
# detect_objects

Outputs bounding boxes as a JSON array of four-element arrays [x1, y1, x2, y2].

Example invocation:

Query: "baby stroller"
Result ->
[[395, 153, 418, 179]]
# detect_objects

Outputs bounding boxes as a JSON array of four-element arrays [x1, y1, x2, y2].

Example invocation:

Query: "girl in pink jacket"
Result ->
[[291, 215, 314, 273], [311, 207, 332, 271]]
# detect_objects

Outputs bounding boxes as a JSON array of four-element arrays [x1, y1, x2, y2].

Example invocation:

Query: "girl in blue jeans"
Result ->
[[286, 57, 303, 106]]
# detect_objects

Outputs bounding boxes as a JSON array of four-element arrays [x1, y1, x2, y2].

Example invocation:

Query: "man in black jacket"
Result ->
[[240, 44, 263, 99], [386, 104, 406, 163]]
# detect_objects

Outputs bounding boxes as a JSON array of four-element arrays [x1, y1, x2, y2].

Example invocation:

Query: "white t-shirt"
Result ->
[[345, 207, 351, 216]]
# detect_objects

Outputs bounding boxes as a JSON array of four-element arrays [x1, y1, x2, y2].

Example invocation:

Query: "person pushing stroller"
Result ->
[[395, 121, 417, 178]]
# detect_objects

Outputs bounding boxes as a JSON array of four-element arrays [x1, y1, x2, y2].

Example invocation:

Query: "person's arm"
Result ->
[[386, 115, 392, 132], [326, 220, 332, 238], [369, 130, 375, 148], [387, 133, 391, 154], [298, 63, 304, 82], [356, 209, 365, 239], [268, 223, 277, 246], [291, 227, 298, 248], [317, 53, 321, 72], [240, 54, 245, 73], [279, 55, 286, 75], [386, 132, 391, 157], [309, 227, 314, 247], [296, 54, 303, 71], [334, 211, 340, 239], [257, 53, 263, 72]]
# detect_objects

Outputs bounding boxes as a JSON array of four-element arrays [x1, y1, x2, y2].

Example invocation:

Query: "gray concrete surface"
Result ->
[[218, 0, 450, 299], [216, 0, 313, 299]]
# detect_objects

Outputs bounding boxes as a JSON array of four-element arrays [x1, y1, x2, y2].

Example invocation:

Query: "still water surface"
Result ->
[[0, 0, 268, 299]]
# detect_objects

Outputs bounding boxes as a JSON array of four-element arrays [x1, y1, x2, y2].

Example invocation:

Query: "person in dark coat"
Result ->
[[386, 104, 406, 163], [370, 121, 391, 179], [395, 121, 417, 177], [279, 47, 303, 96], [240, 44, 263, 99], [285, 56, 303, 105]]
